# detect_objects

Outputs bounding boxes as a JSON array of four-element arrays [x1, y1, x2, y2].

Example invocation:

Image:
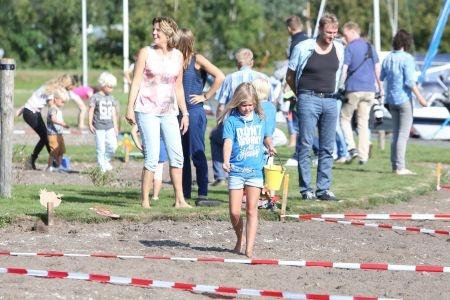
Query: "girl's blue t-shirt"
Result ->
[[223, 111, 269, 178]]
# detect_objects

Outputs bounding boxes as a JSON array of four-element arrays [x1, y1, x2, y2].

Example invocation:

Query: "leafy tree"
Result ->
[[324, 0, 449, 53], [0, 0, 81, 68], [0, 0, 448, 69]]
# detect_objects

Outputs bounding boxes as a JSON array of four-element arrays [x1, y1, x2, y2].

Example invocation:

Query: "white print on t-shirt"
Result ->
[[99, 100, 114, 120], [236, 125, 262, 146], [236, 125, 262, 161]]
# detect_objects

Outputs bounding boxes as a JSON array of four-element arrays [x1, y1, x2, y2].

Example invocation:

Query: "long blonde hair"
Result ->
[[152, 16, 179, 50], [217, 82, 264, 125], [177, 28, 195, 69], [44, 74, 75, 95]]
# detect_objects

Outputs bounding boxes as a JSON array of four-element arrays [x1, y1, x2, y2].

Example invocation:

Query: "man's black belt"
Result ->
[[298, 90, 336, 98]]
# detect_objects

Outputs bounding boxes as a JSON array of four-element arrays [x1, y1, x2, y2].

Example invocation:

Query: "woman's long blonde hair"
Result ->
[[217, 82, 264, 125], [153, 16, 179, 50], [177, 28, 195, 69]]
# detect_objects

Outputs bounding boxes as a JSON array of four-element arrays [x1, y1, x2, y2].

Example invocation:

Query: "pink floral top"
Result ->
[[134, 46, 182, 115]]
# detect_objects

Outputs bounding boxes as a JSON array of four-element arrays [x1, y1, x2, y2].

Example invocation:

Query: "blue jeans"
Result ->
[[287, 111, 298, 135], [296, 93, 337, 193], [136, 112, 183, 171], [209, 124, 227, 180], [335, 100, 349, 158], [182, 108, 209, 198]]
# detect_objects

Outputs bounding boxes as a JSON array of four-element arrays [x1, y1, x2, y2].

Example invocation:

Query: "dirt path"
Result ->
[[7, 124, 450, 299], [1, 189, 450, 299]]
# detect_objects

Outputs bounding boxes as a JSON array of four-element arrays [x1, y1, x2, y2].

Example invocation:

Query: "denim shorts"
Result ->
[[228, 175, 264, 189]]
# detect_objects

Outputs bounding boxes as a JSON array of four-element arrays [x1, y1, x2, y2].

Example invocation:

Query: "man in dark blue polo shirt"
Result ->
[[340, 21, 383, 165]]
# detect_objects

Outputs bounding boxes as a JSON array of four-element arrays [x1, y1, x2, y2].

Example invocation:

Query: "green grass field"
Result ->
[[2, 69, 449, 227], [5, 138, 448, 227]]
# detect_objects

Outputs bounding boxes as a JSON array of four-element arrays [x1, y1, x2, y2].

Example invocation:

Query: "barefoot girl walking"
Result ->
[[219, 82, 276, 257]]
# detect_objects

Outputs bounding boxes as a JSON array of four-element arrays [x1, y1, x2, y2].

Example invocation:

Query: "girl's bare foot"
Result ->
[[245, 247, 253, 258], [233, 237, 246, 254], [141, 199, 150, 209]]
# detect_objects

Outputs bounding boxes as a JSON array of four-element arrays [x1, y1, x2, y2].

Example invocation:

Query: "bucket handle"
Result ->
[[267, 154, 285, 172]]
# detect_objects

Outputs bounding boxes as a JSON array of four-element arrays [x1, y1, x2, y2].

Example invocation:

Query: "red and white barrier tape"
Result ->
[[1, 250, 449, 273], [307, 217, 450, 237], [283, 213, 450, 221], [0, 266, 397, 300]]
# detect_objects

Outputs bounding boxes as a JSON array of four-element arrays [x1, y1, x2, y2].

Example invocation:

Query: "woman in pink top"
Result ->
[[126, 16, 191, 209]]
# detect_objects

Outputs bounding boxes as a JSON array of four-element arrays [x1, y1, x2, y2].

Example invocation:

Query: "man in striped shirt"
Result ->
[[210, 48, 273, 186]]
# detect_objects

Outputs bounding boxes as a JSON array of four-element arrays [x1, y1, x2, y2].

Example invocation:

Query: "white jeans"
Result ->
[[136, 112, 183, 171], [340, 91, 375, 161], [95, 128, 117, 172]]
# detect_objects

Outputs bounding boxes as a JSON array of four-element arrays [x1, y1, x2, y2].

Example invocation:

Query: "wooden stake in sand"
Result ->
[[39, 189, 62, 226], [436, 163, 442, 191], [280, 174, 289, 222], [123, 134, 133, 163]]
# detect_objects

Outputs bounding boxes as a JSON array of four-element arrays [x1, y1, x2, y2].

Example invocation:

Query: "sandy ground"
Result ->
[[4, 124, 450, 299], [3, 177, 450, 299]]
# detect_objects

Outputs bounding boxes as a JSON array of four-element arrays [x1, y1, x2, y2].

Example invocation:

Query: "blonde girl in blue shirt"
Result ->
[[219, 82, 276, 258]]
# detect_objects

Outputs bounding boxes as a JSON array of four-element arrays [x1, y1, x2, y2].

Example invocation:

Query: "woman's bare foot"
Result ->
[[175, 201, 192, 208], [141, 199, 150, 209]]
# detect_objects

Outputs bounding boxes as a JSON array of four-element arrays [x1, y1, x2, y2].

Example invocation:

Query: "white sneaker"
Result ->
[[284, 158, 298, 167], [395, 168, 416, 175], [45, 166, 55, 172], [335, 156, 350, 164], [104, 162, 113, 171]]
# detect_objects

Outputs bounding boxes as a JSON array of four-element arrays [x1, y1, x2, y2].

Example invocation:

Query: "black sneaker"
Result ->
[[195, 196, 222, 207], [25, 156, 37, 170], [316, 190, 338, 201], [195, 195, 207, 206], [301, 191, 316, 200]]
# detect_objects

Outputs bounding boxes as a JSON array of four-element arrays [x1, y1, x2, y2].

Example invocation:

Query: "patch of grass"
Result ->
[[3, 139, 444, 226], [0, 215, 12, 228], [0, 184, 232, 225]]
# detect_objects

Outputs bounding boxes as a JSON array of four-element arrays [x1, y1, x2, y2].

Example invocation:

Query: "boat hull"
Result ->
[[413, 107, 450, 140]]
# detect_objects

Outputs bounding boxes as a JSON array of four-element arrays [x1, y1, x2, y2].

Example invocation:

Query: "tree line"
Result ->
[[0, 0, 448, 69]]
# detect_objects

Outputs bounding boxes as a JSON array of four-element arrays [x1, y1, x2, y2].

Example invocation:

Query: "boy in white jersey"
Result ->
[[88, 72, 119, 172]]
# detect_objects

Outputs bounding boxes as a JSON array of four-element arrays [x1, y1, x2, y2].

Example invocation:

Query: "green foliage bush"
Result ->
[[86, 166, 117, 187]]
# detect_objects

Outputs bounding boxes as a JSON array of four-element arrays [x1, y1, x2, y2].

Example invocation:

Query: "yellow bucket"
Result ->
[[264, 164, 285, 191]]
